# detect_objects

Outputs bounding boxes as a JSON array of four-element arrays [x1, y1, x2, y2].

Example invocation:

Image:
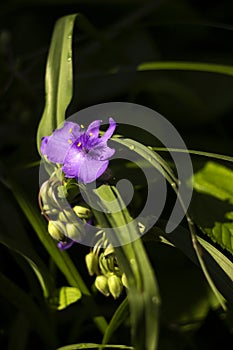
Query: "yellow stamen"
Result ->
[[89, 132, 93, 136], [77, 142, 82, 147], [69, 128, 72, 133], [80, 124, 85, 129], [67, 139, 72, 144]]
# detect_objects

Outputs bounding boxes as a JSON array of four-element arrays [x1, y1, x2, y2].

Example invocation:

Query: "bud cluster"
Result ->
[[39, 172, 92, 249], [85, 244, 128, 299]]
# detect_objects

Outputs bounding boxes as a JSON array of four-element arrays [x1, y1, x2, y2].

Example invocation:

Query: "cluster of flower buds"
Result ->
[[39, 172, 92, 249], [85, 244, 128, 299]]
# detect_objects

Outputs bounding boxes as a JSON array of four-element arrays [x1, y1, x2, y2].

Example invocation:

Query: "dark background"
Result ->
[[0, 1, 233, 349]]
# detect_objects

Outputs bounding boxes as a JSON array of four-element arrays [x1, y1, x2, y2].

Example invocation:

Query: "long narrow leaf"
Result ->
[[137, 61, 233, 78], [57, 344, 134, 350], [102, 297, 129, 345], [94, 185, 160, 350], [36, 14, 78, 153]]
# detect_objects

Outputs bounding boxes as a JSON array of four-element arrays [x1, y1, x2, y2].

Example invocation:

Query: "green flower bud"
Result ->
[[121, 273, 128, 289], [66, 223, 81, 240], [85, 252, 96, 276], [95, 275, 110, 297], [44, 206, 59, 216], [73, 205, 91, 219], [98, 253, 110, 275], [59, 209, 77, 223], [108, 275, 123, 299], [48, 221, 65, 241], [103, 244, 114, 257]]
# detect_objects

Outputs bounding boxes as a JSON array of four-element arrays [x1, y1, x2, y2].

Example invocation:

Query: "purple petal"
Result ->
[[86, 120, 102, 138], [63, 146, 109, 183], [41, 122, 81, 163], [89, 143, 115, 160], [41, 136, 50, 155], [57, 239, 74, 250], [62, 145, 82, 178], [100, 118, 116, 142], [77, 158, 109, 183]]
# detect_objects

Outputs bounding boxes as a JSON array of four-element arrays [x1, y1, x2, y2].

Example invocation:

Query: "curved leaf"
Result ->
[[102, 297, 129, 345], [36, 14, 78, 153], [137, 61, 233, 78], [57, 344, 134, 350]]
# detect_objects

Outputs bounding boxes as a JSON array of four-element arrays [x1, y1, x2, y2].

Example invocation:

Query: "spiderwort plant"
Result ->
[[40, 118, 118, 254], [41, 118, 116, 184]]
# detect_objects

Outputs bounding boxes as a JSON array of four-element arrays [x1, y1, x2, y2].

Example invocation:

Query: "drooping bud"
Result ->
[[66, 223, 82, 240], [95, 275, 110, 297], [108, 274, 123, 299], [121, 273, 128, 289], [85, 252, 96, 276], [73, 205, 92, 220], [59, 209, 77, 223], [48, 221, 65, 241]]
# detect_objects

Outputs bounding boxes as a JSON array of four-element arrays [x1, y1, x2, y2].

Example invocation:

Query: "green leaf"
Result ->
[[137, 61, 233, 78], [36, 14, 78, 153], [192, 161, 233, 255], [102, 297, 129, 345], [197, 236, 233, 285], [56, 286, 82, 310], [93, 185, 160, 350], [156, 223, 233, 305], [0, 182, 55, 298], [193, 161, 233, 203], [57, 344, 134, 350]]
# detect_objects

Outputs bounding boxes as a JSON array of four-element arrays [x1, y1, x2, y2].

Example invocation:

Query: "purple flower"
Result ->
[[41, 118, 116, 184], [57, 239, 74, 250]]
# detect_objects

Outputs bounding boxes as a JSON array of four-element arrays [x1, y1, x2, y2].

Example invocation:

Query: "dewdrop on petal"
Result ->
[[95, 275, 110, 297], [108, 274, 123, 299]]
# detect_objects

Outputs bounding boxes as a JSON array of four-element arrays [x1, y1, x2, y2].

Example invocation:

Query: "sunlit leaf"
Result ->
[[56, 286, 82, 310], [192, 161, 233, 255], [137, 61, 233, 78], [36, 14, 78, 153], [93, 185, 160, 350], [57, 344, 134, 350]]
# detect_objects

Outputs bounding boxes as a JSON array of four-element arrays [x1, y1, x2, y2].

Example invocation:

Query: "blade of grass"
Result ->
[[137, 61, 233, 78]]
